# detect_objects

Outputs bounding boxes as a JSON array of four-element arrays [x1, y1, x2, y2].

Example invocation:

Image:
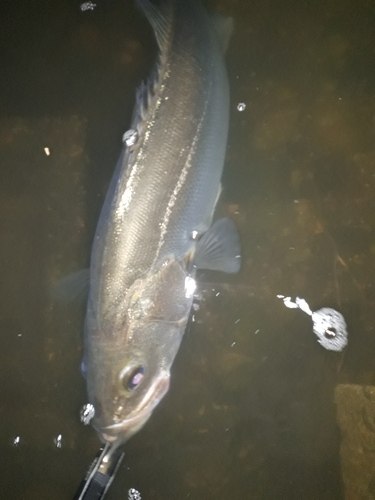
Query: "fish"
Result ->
[[84, 0, 240, 452]]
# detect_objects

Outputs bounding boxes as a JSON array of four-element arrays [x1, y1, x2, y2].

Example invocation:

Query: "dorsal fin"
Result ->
[[136, 0, 173, 52], [128, 62, 160, 142], [124, 1, 173, 150], [210, 13, 233, 54]]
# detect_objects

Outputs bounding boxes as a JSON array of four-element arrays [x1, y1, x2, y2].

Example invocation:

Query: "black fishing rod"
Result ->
[[74, 443, 125, 500]]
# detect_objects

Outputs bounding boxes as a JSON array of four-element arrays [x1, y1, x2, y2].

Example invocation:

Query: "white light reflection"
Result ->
[[54, 434, 62, 448], [123, 128, 138, 147], [277, 295, 348, 352], [296, 297, 312, 316], [280, 296, 299, 309], [80, 403, 95, 425], [80, 1, 96, 11], [128, 488, 141, 500], [184, 276, 196, 299]]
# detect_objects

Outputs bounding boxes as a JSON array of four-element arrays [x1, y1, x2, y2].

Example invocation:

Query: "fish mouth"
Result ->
[[94, 370, 170, 445]]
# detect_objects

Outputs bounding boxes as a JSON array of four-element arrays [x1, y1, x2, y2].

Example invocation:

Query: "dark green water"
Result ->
[[1, 0, 375, 498]]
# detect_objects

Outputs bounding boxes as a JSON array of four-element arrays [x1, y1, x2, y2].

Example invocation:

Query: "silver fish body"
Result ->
[[84, 0, 237, 448]]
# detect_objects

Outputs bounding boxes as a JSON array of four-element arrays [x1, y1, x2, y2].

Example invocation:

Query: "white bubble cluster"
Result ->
[[128, 488, 141, 500], [311, 308, 348, 352], [80, 403, 95, 425], [237, 103, 246, 112], [278, 295, 348, 352], [80, 1, 96, 11]]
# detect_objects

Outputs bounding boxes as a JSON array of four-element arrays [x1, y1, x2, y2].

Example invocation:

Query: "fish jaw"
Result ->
[[93, 369, 170, 445]]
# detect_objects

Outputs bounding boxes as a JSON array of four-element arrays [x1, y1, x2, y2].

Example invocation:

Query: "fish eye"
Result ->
[[121, 365, 145, 391]]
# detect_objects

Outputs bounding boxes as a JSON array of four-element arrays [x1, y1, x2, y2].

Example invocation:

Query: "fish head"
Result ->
[[86, 258, 193, 446], [88, 319, 186, 446]]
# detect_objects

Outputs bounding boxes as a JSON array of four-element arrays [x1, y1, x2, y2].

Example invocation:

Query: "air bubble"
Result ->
[[80, 1, 96, 11], [128, 488, 141, 500], [80, 403, 95, 425], [54, 434, 62, 448], [123, 129, 138, 147]]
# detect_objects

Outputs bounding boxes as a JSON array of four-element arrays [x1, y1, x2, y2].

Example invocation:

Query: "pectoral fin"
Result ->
[[193, 218, 241, 274], [52, 268, 90, 303]]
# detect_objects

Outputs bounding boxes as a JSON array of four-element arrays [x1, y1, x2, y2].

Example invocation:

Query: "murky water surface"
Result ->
[[1, 0, 375, 498]]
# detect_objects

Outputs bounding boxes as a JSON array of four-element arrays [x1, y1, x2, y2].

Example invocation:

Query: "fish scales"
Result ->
[[91, 1, 228, 321], [83, 0, 235, 449]]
